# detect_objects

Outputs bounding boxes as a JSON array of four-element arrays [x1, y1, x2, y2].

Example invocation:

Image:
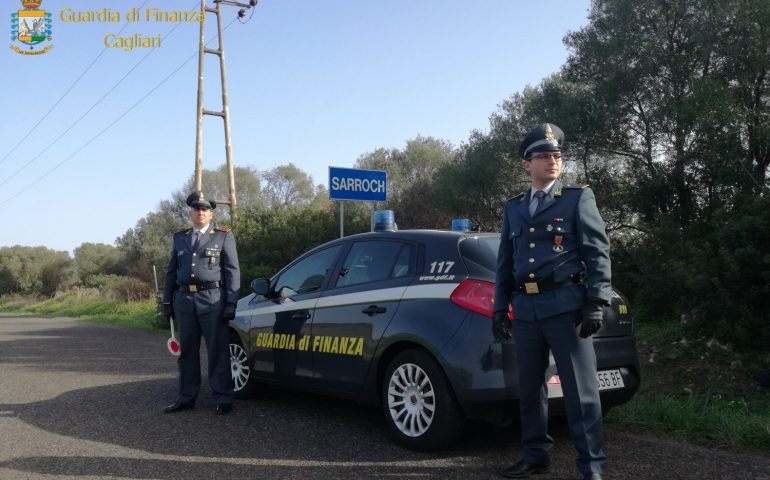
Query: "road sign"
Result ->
[[329, 167, 387, 202]]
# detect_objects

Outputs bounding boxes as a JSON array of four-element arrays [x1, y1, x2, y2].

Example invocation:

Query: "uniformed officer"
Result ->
[[493, 123, 611, 480], [162, 191, 241, 415]]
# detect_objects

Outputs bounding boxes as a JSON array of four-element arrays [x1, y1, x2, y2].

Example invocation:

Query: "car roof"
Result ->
[[307, 229, 498, 251], [289, 229, 500, 267], [342, 229, 499, 241]]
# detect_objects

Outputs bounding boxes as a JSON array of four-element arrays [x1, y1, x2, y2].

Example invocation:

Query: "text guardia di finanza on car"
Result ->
[[59, 7, 204, 52]]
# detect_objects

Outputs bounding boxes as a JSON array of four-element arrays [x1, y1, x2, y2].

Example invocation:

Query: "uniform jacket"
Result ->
[[494, 179, 611, 321], [162, 226, 241, 314]]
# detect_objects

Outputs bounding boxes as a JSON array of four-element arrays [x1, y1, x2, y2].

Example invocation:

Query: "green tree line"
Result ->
[[1, 0, 768, 350]]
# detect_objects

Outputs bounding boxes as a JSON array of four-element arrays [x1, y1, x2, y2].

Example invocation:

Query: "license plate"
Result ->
[[596, 369, 625, 390], [546, 369, 625, 398]]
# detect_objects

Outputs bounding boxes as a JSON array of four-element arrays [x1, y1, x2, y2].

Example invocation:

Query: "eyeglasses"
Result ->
[[530, 152, 563, 161]]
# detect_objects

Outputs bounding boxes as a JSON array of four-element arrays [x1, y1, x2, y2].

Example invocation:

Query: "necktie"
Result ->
[[192, 231, 201, 250], [530, 190, 545, 216]]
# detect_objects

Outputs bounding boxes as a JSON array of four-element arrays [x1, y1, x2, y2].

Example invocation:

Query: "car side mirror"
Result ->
[[251, 278, 270, 296]]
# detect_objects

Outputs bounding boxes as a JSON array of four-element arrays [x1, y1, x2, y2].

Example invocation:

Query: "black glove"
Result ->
[[162, 303, 173, 321], [492, 310, 512, 340], [223, 303, 236, 321], [579, 298, 604, 338]]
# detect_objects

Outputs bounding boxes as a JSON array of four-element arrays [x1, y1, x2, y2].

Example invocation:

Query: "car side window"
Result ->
[[336, 241, 414, 287], [274, 245, 342, 298], [392, 245, 413, 278]]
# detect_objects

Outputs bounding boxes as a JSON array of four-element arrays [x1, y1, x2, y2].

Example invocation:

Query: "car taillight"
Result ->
[[450, 279, 497, 318]]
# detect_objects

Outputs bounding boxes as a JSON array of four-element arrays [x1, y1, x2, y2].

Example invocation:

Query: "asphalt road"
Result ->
[[0, 315, 768, 480]]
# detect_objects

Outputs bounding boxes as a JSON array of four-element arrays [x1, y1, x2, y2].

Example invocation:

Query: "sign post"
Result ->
[[328, 167, 388, 237]]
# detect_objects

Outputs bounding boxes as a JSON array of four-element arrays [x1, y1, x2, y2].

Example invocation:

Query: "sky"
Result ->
[[1, 0, 592, 254]]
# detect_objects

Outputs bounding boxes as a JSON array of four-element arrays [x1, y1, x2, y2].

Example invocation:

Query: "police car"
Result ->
[[228, 227, 640, 451]]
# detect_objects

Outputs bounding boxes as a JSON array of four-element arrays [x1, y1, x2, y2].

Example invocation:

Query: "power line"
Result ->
[[0, 0, 151, 168], [0, 7, 198, 188], [0, 18, 238, 207]]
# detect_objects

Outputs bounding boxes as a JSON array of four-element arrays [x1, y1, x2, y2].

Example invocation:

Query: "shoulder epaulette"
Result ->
[[215, 226, 230, 233], [564, 184, 588, 189], [175, 228, 192, 235], [508, 191, 527, 201]]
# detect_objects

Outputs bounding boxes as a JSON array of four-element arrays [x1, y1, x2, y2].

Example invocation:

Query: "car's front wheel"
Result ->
[[230, 333, 258, 398], [382, 349, 466, 451]]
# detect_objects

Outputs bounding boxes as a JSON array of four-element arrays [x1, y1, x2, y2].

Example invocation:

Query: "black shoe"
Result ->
[[499, 459, 551, 478], [215, 404, 232, 414], [583, 474, 602, 480], [164, 400, 195, 413]]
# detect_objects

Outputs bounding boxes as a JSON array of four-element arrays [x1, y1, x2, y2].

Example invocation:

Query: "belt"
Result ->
[[180, 281, 221, 293], [515, 273, 583, 295]]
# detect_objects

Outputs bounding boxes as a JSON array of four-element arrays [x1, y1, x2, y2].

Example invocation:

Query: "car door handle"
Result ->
[[291, 311, 311, 320], [362, 305, 387, 316]]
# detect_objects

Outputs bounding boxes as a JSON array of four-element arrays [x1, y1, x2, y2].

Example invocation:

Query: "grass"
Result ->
[[1, 292, 769, 451], [607, 388, 770, 450], [0, 291, 159, 332], [605, 319, 770, 452]]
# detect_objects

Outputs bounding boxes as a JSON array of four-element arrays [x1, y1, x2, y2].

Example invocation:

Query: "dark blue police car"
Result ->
[[228, 229, 640, 451]]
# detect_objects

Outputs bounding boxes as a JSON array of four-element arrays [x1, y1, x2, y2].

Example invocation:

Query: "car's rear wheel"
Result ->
[[230, 333, 258, 398], [382, 349, 466, 451]]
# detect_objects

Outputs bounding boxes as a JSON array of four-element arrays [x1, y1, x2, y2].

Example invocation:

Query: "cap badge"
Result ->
[[544, 124, 555, 141]]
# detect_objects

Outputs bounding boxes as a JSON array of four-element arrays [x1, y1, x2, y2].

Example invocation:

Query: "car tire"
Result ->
[[382, 349, 466, 451], [230, 332, 258, 398]]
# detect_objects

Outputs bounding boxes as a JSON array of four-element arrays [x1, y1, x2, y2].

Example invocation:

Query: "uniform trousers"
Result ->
[[513, 309, 607, 475], [174, 294, 234, 405]]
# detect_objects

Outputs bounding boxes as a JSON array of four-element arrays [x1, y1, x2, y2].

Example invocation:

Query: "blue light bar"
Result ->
[[374, 210, 396, 231], [451, 218, 471, 232]]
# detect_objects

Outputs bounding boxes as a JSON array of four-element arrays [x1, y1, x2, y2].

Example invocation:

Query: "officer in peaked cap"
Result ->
[[162, 190, 240, 415], [186, 190, 216, 210], [518, 122, 564, 159], [493, 123, 611, 480]]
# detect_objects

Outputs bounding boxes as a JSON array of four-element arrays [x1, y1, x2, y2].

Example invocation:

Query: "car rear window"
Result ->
[[458, 236, 499, 277]]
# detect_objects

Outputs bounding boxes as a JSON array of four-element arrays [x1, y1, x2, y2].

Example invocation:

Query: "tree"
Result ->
[[261, 163, 319, 208], [433, 90, 542, 231], [559, 0, 770, 349], [73, 243, 124, 286], [356, 136, 456, 228], [0, 246, 74, 296], [233, 204, 369, 288], [115, 209, 186, 286], [180, 164, 266, 221], [40, 255, 76, 296]]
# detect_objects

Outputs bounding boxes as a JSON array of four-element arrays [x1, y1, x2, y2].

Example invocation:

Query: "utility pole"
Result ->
[[194, 0, 257, 221]]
